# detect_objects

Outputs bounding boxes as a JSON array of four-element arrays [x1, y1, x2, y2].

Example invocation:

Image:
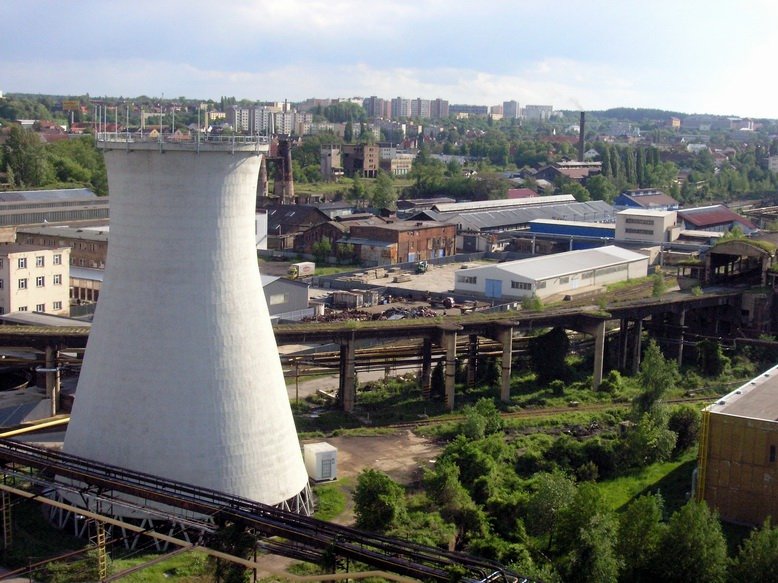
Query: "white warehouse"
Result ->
[[454, 245, 649, 300]]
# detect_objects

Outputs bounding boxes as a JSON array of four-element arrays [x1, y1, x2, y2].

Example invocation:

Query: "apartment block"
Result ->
[[0, 245, 71, 315]]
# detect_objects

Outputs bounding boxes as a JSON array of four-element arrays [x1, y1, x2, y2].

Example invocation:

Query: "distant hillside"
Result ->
[[586, 107, 687, 122]]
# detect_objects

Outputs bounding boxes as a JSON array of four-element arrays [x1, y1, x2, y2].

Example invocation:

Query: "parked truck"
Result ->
[[288, 261, 315, 279]]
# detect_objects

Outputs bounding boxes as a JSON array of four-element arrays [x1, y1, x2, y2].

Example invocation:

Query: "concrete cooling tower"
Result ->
[[62, 134, 311, 515]]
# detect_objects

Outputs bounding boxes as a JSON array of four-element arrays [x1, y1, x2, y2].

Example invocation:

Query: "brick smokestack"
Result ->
[[578, 111, 585, 162]]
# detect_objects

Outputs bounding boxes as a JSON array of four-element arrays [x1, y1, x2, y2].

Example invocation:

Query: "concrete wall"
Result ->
[[704, 413, 778, 525], [64, 142, 309, 511]]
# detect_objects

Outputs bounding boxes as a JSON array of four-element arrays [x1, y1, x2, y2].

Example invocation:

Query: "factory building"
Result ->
[[697, 364, 778, 526], [454, 245, 648, 300]]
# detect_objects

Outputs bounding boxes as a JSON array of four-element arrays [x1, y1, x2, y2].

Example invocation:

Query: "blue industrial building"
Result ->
[[528, 219, 615, 249]]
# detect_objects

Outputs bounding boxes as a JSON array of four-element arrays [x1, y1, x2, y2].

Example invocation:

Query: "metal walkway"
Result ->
[[0, 439, 527, 583]]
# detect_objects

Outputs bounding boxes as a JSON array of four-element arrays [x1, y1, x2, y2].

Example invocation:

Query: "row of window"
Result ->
[[625, 228, 655, 235], [625, 217, 656, 226], [6, 274, 64, 290], [11, 254, 63, 269], [458, 275, 477, 284], [511, 281, 532, 290], [0, 301, 64, 315]]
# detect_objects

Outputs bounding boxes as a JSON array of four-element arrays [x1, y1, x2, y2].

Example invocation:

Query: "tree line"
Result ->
[[1, 126, 107, 195]]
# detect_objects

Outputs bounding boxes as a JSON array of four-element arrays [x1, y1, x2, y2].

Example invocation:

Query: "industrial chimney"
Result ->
[[578, 111, 586, 162], [63, 133, 312, 516]]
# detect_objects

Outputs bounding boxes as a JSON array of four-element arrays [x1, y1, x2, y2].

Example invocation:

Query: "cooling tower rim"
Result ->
[[97, 133, 269, 154]]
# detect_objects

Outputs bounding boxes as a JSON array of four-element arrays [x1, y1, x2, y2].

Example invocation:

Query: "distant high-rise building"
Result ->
[[411, 98, 431, 120], [227, 106, 251, 132], [503, 100, 520, 119], [391, 97, 412, 119], [430, 98, 449, 120], [449, 104, 489, 116], [524, 105, 554, 121]]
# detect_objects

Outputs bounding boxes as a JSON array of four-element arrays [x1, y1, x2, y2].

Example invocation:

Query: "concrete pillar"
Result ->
[[591, 321, 605, 390], [467, 334, 478, 387], [421, 337, 432, 399], [444, 331, 457, 411], [618, 318, 629, 371], [339, 339, 356, 412], [500, 327, 513, 403], [631, 319, 643, 375], [676, 309, 686, 365], [44, 345, 60, 417]]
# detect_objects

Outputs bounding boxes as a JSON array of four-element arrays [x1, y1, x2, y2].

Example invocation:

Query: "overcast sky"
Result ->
[[2, 0, 776, 118]]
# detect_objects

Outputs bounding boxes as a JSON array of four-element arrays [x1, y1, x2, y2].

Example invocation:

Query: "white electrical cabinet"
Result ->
[[304, 442, 338, 482]]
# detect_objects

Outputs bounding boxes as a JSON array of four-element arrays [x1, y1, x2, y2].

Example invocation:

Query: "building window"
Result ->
[[18, 278, 27, 290], [36, 276, 45, 287], [559, 276, 570, 284], [36, 256, 45, 267], [0, 279, 3, 289], [771, 445, 776, 463], [625, 228, 655, 235], [0, 308, 4, 315], [18, 306, 27, 312], [17, 258, 27, 269], [537, 281, 547, 289], [269, 293, 288, 306], [53, 274, 62, 285], [35, 303, 45, 312], [53, 254, 62, 265], [0, 259, 3, 268], [53, 301, 62, 310], [457, 275, 477, 285], [625, 217, 655, 225], [511, 281, 532, 290]]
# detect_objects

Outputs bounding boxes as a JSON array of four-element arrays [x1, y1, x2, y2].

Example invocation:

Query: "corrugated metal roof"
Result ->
[[432, 194, 575, 213], [346, 237, 395, 248], [449, 200, 614, 231], [0, 188, 97, 202], [71, 267, 104, 282], [706, 363, 778, 421], [529, 218, 615, 230], [461, 245, 647, 281], [678, 205, 756, 230]]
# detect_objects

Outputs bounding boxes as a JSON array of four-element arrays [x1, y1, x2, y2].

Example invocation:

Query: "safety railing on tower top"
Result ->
[[96, 131, 270, 146]]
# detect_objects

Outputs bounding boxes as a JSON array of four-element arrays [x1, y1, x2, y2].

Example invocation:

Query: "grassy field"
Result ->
[[598, 449, 697, 513]]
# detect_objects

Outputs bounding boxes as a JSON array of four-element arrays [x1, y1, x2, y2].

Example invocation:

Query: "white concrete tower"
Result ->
[[63, 134, 311, 514]]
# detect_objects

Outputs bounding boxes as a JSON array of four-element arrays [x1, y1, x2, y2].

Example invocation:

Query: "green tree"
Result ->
[[311, 239, 332, 263], [667, 405, 701, 454], [344, 120, 354, 142], [526, 470, 576, 549], [617, 493, 665, 581], [346, 174, 370, 207], [528, 327, 570, 384], [633, 340, 679, 417], [561, 512, 621, 583], [353, 469, 406, 531], [730, 518, 778, 582], [565, 181, 591, 202], [652, 272, 666, 297], [424, 459, 489, 547], [555, 482, 610, 555], [697, 338, 729, 376], [657, 501, 727, 583], [430, 358, 445, 400], [3, 125, 51, 187], [585, 174, 617, 203], [371, 170, 397, 209], [624, 411, 677, 466]]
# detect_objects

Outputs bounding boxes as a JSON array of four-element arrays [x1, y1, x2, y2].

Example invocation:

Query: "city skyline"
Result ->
[[2, 0, 777, 120]]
